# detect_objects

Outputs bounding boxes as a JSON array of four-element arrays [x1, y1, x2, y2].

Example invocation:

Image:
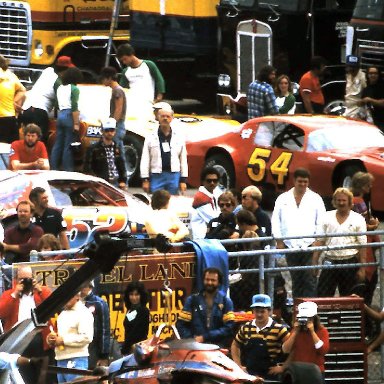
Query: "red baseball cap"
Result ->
[[55, 56, 75, 68]]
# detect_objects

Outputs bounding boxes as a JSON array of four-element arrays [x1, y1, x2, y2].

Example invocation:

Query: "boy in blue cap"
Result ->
[[231, 294, 290, 380]]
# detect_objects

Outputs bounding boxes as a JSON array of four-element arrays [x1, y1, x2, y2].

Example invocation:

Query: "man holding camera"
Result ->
[[0, 266, 52, 382]]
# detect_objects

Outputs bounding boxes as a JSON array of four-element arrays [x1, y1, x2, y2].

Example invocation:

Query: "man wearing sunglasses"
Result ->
[[191, 167, 222, 239], [84, 117, 127, 190], [206, 191, 238, 239]]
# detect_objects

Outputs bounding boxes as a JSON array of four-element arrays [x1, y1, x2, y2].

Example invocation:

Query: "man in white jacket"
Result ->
[[271, 168, 325, 298], [140, 105, 188, 195], [191, 167, 222, 239], [47, 292, 94, 383]]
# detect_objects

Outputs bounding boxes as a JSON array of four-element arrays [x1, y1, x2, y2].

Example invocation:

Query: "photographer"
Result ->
[[0, 266, 52, 382], [283, 301, 329, 380]]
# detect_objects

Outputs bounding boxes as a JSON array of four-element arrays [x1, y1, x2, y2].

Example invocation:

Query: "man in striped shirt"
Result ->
[[231, 294, 290, 380]]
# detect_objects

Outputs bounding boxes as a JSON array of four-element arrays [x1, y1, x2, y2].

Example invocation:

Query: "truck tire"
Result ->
[[124, 135, 143, 186], [281, 362, 323, 384], [204, 154, 235, 190]]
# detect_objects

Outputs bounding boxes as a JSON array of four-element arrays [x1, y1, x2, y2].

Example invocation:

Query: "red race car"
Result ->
[[186, 115, 384, 211]]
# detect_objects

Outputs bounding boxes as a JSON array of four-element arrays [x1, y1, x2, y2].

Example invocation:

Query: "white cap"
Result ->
[[153, 102, 173, 112], [101, 117, 117, 129], [297, 301, 318, 318]]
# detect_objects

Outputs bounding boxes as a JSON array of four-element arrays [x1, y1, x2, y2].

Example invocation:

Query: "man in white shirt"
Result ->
[[272, 168, 325, 298], [313, 187, 367, 297]]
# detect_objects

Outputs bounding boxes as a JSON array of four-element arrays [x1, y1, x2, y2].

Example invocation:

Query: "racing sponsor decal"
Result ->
[[86, 125, 102, 137], [18, 253, 195, 341], [247, 148, 293, 185]]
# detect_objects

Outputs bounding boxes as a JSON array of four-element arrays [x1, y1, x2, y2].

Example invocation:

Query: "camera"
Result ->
[[20, 278, 33, 293], [297, 317, 308, 328]]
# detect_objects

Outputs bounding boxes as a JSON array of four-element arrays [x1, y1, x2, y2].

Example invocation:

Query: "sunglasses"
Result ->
[[103, 128, 116, 132], [219, 202, 232, 208], [205, 178, 219, 183]]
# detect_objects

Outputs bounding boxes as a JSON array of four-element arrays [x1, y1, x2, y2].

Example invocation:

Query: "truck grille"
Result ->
[[0, 1, 31, 66], [357, 39, 384, 72]]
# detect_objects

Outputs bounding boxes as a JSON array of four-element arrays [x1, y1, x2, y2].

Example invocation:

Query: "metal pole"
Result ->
[[105, 0, 122, 67]]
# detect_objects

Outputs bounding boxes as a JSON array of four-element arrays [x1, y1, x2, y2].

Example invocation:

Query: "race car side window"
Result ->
[[254, 122, 288, 146], [272, 124, 304, 151], [50, 185, 73, 207]]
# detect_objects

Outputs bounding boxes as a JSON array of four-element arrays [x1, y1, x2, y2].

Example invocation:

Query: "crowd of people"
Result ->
[[0, 45, 383, 383], [247, 55, 384, 131]]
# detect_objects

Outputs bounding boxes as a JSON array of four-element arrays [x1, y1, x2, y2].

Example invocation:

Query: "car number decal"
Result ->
[[247, 148, 293, 185]]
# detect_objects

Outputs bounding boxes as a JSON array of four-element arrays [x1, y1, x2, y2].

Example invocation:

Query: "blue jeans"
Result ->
[[56, 357, 88, 383], [113, 119, 127, 179], [150, 172, 180, 195], [50, 109, 75, 171]]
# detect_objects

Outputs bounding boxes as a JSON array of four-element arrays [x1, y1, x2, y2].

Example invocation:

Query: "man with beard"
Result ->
[[313, 188, 367, 297], [176, 267, 235, 346], [247, 65, 279, 119], [9, 123, 49, 170], [29, 187, 70, 250]]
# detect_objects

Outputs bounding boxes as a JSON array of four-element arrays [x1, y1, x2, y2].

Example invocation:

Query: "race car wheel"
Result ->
[[205, 154, 235, 190], [281, 362, 323, 384], [123, 135, 144, 186], [335, 164, 365, 189]]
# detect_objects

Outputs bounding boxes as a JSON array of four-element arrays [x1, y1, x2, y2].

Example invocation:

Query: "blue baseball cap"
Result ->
[[346, 55, 360, 67], [250, 294, 272, 308]]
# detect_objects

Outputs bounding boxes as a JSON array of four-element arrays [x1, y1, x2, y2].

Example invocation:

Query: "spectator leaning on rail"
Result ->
[[312, 187, 367, 297], [144, 189, 189, 243], [231, 294, 290, 380], [271, 168, 325, 298], [282, 301, 329, 379], [176, 267, 235, 347], [140, 105, 188, 195], [190, 167, 222, 239], [9, 123, 50, 171]]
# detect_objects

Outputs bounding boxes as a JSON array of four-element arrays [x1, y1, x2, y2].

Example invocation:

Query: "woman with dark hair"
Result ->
[[283, 301, 329, 382], [121, 281, 150, 355], [351, 171, 380, 305], [274, 74, 296, 114], [50, 67, 83, 171]]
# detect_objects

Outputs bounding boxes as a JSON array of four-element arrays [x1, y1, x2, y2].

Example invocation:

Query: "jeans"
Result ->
[[50, 109, 75, 171], [150, 172, 180, 195], [56, 357, 88, 383], [286, 251, 316, 298], [113, 120, 127, 180]]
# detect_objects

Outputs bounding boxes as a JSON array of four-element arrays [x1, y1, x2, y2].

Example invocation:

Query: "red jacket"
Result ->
[[0, 286, 52, 350]]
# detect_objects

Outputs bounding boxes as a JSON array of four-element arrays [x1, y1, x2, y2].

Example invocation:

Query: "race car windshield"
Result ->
[[307, 126, 384, 152]]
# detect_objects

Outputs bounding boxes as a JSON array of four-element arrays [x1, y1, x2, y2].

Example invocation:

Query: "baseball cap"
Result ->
[[346, 55, 360, 67], [55, 55, 75, 68], [250, 294, 272, 308], [101, 117, 117, 130], [297, 301, 318, 318], [153, 102, 173, 112]]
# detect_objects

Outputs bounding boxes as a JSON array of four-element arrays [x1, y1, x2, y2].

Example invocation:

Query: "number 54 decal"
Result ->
[[247, 148, 293, 185]]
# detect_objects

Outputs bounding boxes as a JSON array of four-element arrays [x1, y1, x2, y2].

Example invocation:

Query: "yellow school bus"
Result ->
[[0, 0, 129, 75]]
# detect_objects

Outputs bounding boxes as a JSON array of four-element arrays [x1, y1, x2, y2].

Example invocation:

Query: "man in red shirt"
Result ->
[[9, 123, 50, 170], [299, 56, 326, 114]]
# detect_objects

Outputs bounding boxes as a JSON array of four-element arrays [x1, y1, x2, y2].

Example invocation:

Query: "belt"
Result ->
[[325, 255, 358, 264]]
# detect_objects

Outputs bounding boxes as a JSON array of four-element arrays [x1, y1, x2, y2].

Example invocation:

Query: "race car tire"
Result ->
[[335, 163, 365, 189], [281, 362, 323, 384], [124, 134, 144, 186], [205, 154, 235, 190]]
